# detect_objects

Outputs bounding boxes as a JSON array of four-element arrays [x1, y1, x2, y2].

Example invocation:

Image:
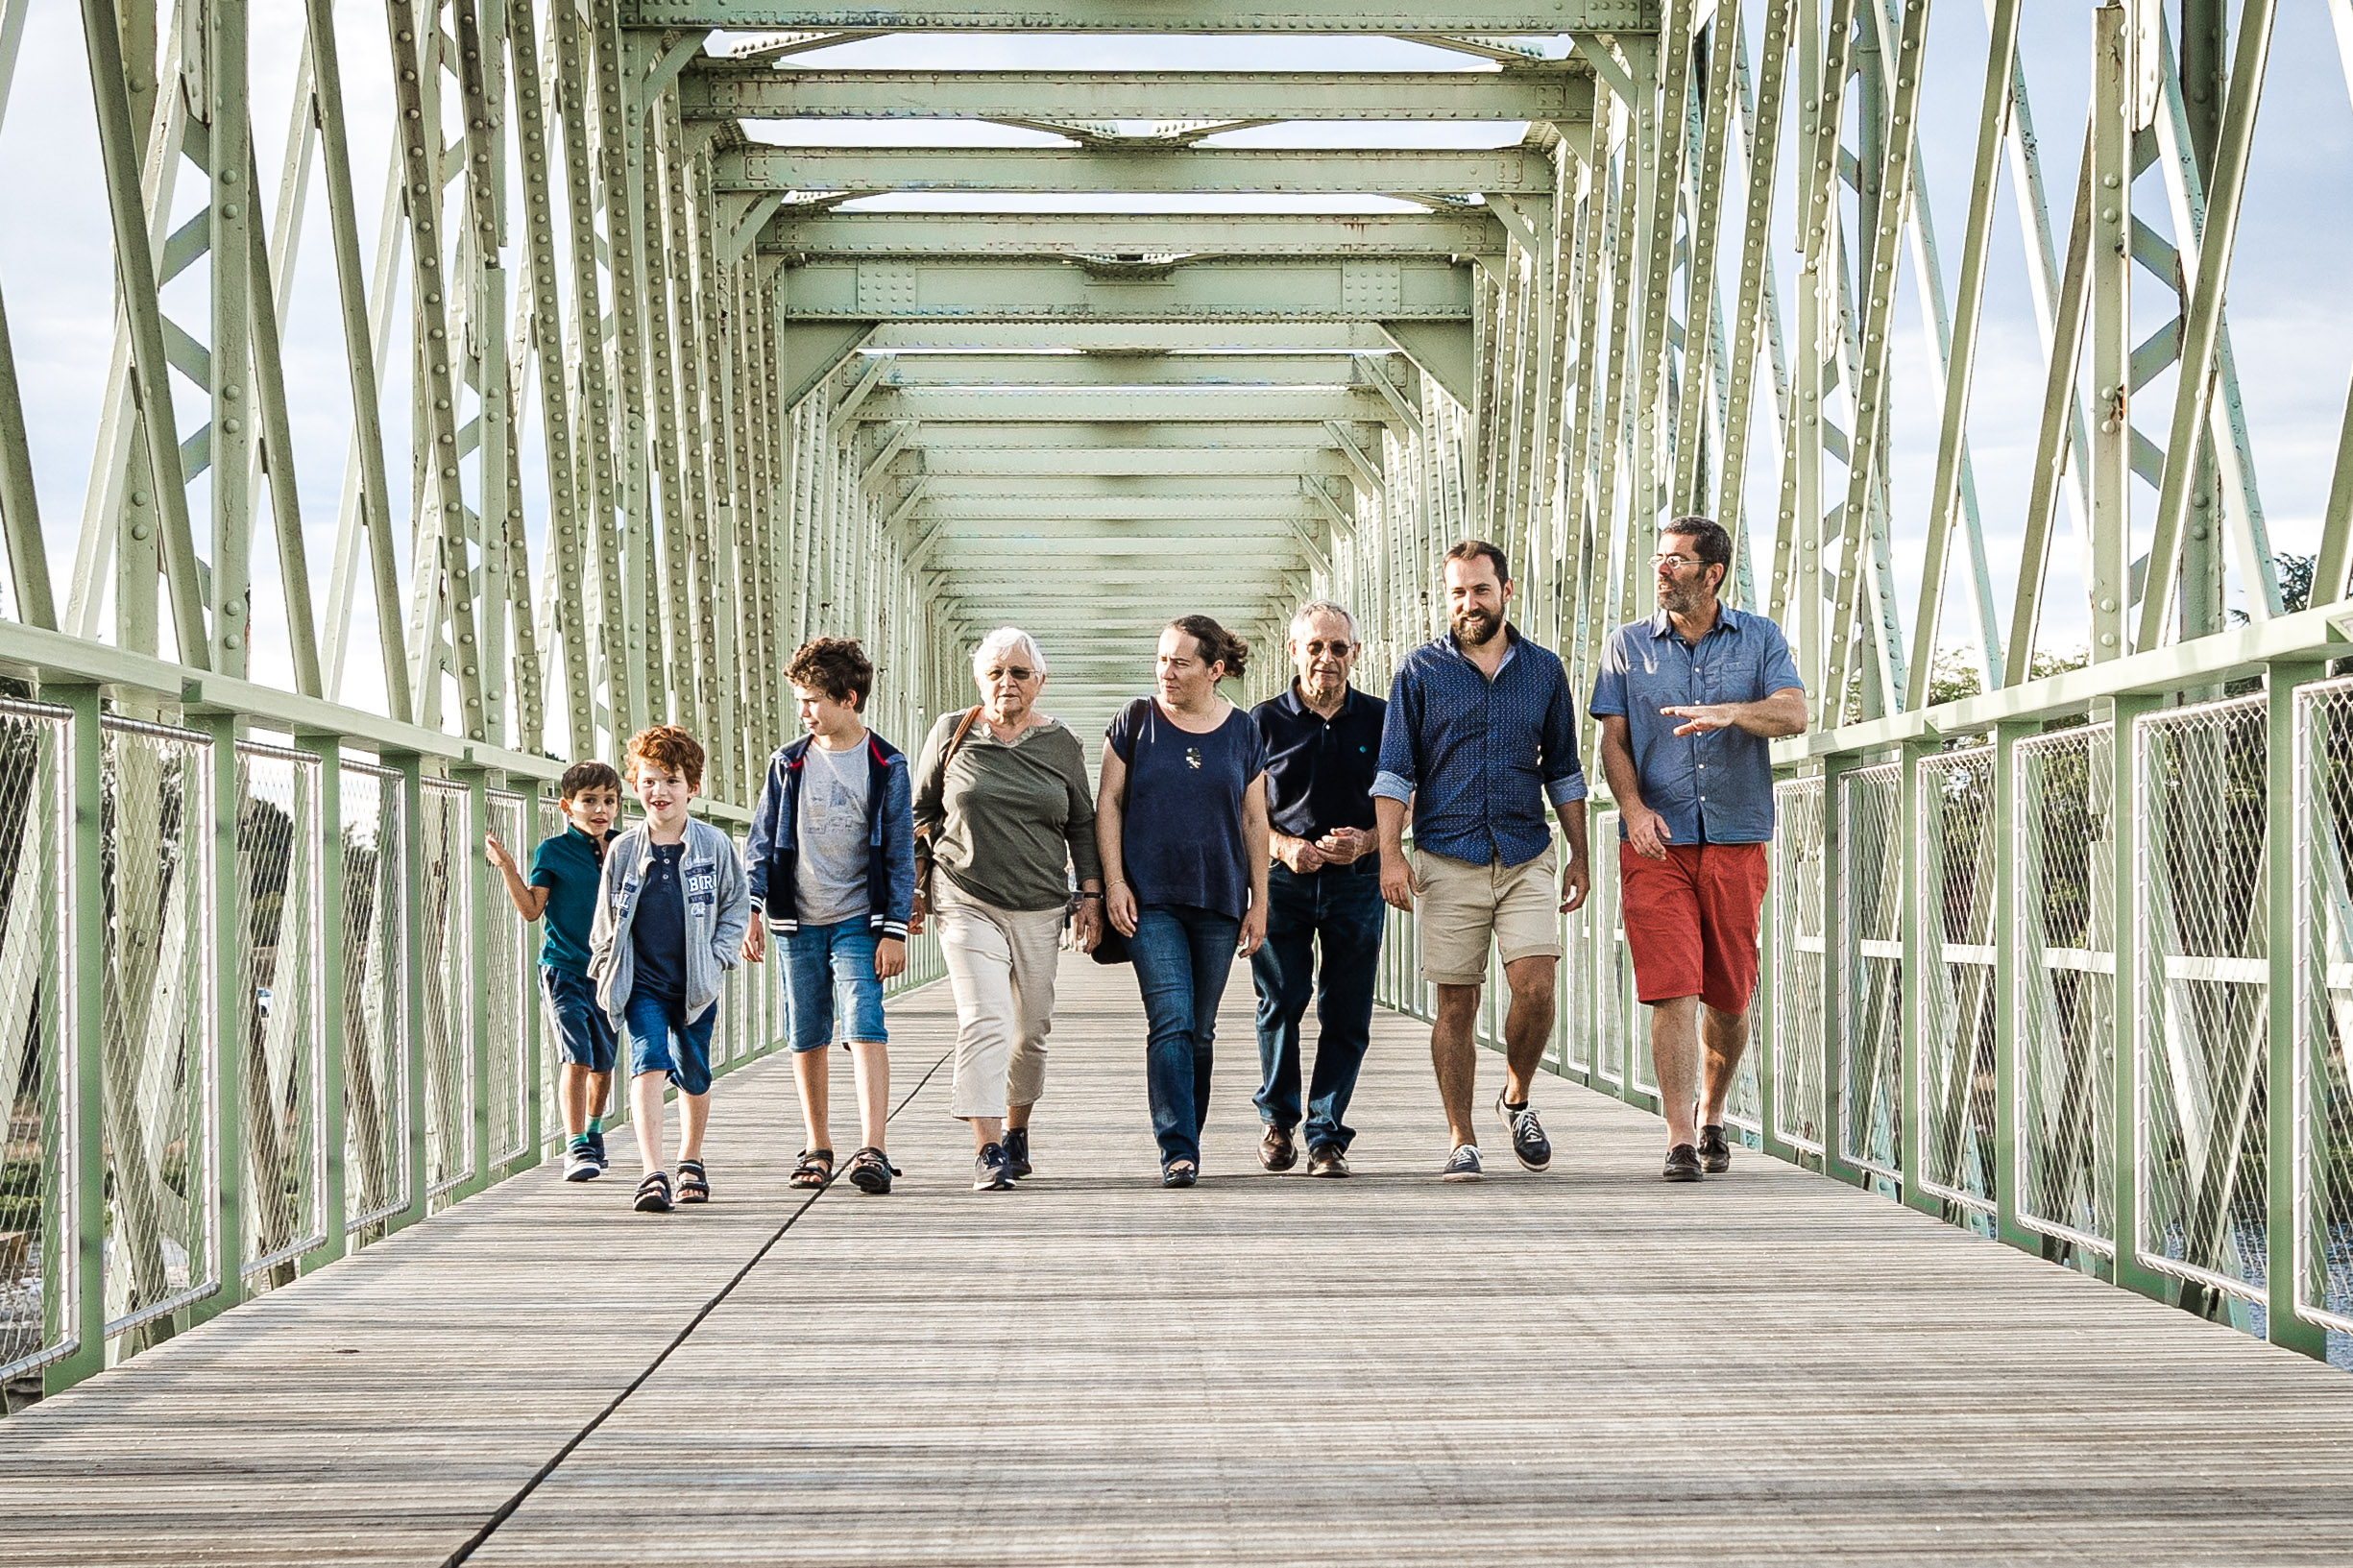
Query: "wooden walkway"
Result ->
[[10, 956, 2353, 1565]]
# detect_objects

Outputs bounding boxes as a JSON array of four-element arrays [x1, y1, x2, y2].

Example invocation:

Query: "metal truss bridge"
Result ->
[[6, 0, 2353, 1554]]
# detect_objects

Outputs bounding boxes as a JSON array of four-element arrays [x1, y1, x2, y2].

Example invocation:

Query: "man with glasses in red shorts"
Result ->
[[1591, 517, 1807, 1182]]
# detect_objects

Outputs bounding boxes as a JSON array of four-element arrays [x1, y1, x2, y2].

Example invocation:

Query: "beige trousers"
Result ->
[[936, 878, 1064, 1119]]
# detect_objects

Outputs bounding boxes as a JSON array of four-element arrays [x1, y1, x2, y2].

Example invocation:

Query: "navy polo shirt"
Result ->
[[527, 826, 616, 977], [1589, 605, 1805, 845], [1253, 683, 1386, 851]]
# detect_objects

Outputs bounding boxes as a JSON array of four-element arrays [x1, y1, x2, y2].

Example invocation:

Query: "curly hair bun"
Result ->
[[1168, 615, 1249, 681]]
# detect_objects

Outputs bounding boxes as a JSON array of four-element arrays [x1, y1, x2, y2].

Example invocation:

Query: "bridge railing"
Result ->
[[1378, 604, 2353, 1366], [0, 631, 942, 1406]]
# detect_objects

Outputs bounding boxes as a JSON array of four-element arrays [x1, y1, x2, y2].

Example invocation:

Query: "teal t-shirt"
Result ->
[[528, 826, 615, 976]]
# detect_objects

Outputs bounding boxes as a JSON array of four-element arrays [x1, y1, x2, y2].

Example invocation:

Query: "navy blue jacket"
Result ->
[[742, 732, 916, 941]]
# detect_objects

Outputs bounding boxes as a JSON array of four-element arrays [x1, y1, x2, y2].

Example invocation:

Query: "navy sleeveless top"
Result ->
[[1106, 698, 1267, 922]]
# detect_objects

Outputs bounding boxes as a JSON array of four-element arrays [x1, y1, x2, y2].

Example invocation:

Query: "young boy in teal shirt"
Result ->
[[487, 760, 623, 1181]]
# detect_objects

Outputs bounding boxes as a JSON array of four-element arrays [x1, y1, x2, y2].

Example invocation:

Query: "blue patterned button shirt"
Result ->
[[1589, 606, 1805, 846], [1371, 625, 1588, 869]]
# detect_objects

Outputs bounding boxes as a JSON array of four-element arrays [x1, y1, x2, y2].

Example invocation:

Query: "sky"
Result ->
[[0, 3, 2349, 723]]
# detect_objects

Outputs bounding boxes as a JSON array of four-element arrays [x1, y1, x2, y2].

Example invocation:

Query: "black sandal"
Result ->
[[845, 1146, 900, 1194], [634, 1171, 672, 1213], [790, 1148, 834, 1189], [676, 1160, 710, 1204], [1161, 1159, 1199, 1189]]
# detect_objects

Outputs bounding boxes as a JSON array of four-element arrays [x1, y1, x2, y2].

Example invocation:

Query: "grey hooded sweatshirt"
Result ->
[[589, 817, 753, 1029]]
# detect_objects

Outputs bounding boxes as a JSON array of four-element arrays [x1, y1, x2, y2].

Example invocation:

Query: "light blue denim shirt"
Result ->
[[1589, 606, 1805, 846]]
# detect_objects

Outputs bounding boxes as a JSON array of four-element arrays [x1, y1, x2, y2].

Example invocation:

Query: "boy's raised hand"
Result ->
[[483, 831, 516, 873]]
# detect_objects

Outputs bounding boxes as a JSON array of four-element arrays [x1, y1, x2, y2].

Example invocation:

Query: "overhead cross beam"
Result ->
[[765, 211, 1505, 258], [683, 66, 1595, 124], [627, 2, 1659, 29], [717, 145, 1556, 196], [777, 256, 1476, 321]]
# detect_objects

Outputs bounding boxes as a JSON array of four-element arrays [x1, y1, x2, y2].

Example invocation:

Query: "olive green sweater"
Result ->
[[911, 712, 1104, 913]]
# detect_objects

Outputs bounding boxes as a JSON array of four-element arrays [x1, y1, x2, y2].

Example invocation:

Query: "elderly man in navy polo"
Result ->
[[1373, 540, 1590, 1183], [1592, 516, 1807, 1183]]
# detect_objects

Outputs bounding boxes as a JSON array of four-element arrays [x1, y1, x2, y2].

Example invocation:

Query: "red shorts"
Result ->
[[1618, 841, 1769, 1015]]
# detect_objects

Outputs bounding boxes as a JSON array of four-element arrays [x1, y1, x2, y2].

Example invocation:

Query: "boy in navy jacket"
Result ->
[[742, 638, 916, 1194]]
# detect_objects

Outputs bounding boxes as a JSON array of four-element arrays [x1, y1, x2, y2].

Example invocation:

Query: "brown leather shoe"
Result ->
[[1697, 1124, 1732, 1174], [1306, 1143, 1351, 1178], [1662, 1144, 1705, 1182], [1259, 1123, 1298, 1171]]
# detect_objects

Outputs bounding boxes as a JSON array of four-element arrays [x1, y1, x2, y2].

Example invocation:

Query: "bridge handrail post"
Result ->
[[1899, 736, 1930, 1214], [382, 750, 430, 1236], [2266, 659, 2329, 1359], [295, 729, 348, 1272], [190, 706, 244, 1325], [516, 775, 546, 1170], [2108, 691, 2171, 1299], [1821, 751, 1864, 1187], [453, 761, 494, 1202], [1992, 719, 2037, 1252], [47, 685, 106, 1394]]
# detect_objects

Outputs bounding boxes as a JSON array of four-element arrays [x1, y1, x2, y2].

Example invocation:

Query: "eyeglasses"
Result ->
[[1650, 553, 1703, 571], [983, 666, 1037, 683], [1301, 639, 1353, 657]]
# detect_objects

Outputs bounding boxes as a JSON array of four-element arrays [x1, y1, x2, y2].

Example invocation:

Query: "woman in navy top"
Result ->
[[1097, 615, 1271, 1187]]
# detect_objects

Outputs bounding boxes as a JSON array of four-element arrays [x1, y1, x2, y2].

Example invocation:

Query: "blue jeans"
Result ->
[[781, 918, 888, 1051], [543, 965, 619, 1073], [1131, 905, 1242, 1168], [1249, 861, 1384, 1152], [623, 988, 716, 1096]]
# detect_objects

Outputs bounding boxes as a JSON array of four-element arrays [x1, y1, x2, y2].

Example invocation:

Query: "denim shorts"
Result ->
[[543, 966, 619, 1073], [623, 988, 716, 1096], [781, 918, 888, 1052]]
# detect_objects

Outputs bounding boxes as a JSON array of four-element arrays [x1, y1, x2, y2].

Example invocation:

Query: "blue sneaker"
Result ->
[[587, 1130, 608, 1170], [1442, 1144, 1482, 1182], [563, 1143, 599, 1182]]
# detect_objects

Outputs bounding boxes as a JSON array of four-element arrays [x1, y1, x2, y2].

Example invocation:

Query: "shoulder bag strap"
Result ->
[[916, 706, 985, 904]]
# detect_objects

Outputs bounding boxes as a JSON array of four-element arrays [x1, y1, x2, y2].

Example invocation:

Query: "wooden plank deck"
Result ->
[[9, 954, 2353, 1566]]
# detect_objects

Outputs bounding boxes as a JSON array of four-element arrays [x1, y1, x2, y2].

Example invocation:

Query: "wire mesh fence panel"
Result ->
[[1558, 892, 1593, 1074], [418, 780, 473, 1205], [2293, 678, 2353, 1335], [484, 790, 530, 1169], [1839, 762, 1904, 1181], [2136, 695, 2270, 1304], [98, 715, 215, 1344], [1593, 809, 1625, 1089], [232, 743, 326, 1291], [2013, 722, 2116, 1252], [1917, 744, 1999, 1215], [340, 763, 407, 1235], [1772, 778, 1826, 1154], [0, 703, 72, 1381]]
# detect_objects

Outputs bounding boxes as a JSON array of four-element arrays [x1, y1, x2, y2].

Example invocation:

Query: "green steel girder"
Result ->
[[850, 387, 1387, 422], [779, 257, 1474, 321], [683, 66, 1593, 125], [901, 421, 1371, 450], [914, 471, 1363, 499], [864, 321, 1400, 352], [918, 446, 1361, 477], [627, 2, 1657, 30], [870, 352, 1381, 387], [765, 210, 1505, 258], [719, 145, 1555, 196]]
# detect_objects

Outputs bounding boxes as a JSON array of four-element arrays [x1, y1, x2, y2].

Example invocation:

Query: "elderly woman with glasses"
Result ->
[[911, 627, 1104, 1192]]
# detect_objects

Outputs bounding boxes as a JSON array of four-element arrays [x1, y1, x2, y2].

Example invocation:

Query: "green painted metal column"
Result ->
[[1992, 719, 2037, 1252], [518, 776, 546, 1169], [48, 685, 105, 1394], [192, 709, 244, 1324], [299, 730, 348, 1270], [457, 764, 493, 1199], [1900, 736, 1932, 1214], [2266, 660, 2328, 1358], [387, 750, 429, 1234], [2107, 691, 2170, 1299], [1822, 752, 1863, 1186]]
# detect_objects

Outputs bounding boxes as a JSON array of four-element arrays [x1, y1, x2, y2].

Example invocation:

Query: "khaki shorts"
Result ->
[[1415, 841, 1563, 986]]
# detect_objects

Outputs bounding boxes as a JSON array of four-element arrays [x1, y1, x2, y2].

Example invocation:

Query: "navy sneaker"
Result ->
[[563, 1145, 599, 1182], [1003, 1125, 1032, 1179], [1443, 1144, 1482, 1182], [587, 1130, 608, 1170], [1495, 1093, 1552, 1173], [974, 1144, 1015, 1192]]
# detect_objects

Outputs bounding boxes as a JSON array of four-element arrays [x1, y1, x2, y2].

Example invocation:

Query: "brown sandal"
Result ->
[[790, 1148, 834, 1189]]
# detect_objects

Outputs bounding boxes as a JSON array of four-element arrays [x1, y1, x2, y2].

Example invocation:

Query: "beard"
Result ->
[[1450, 606, 1502, 646], [1657, 578, 1704, 617]]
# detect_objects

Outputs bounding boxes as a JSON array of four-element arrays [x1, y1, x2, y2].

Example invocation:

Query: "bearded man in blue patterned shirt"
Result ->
[[1372, 540, 1590, 1183]]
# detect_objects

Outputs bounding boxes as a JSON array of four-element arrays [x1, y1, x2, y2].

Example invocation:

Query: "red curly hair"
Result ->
[[624, 725, 705, 791]]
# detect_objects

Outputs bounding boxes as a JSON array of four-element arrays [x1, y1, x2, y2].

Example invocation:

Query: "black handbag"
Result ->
[[1089, 920, 1131, 966]]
